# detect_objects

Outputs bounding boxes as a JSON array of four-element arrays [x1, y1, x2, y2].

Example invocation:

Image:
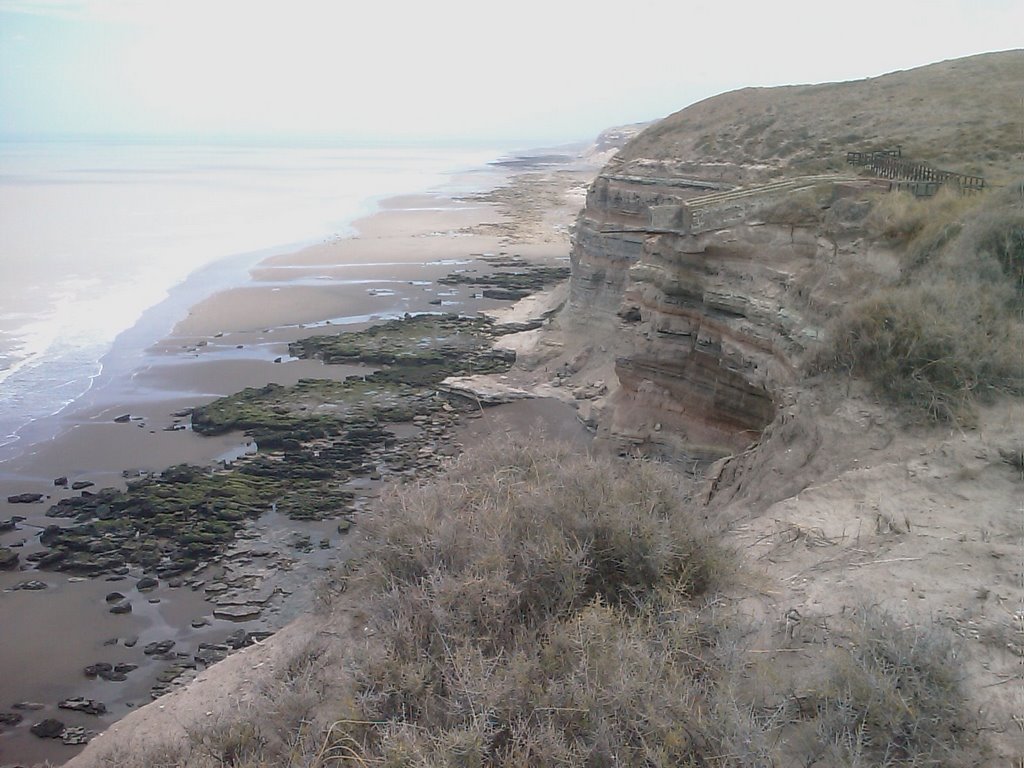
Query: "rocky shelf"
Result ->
[[29, 313, 529, 579]]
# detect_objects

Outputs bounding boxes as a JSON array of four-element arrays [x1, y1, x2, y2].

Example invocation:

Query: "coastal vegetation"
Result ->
[[820, 182, 1024, 422], [90, 439, 982, 767]]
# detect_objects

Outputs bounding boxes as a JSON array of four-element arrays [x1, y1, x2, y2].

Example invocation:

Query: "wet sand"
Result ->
[[0, 165, 590, 765]]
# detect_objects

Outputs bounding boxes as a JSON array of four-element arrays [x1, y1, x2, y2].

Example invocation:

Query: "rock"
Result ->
[[30, 718, 65, 738], [336, 519, 352, 533], [191, 617, 211, 628], [113, 414, 131, 423], [105, 591, 126, 603], [6, 493, 43, 504], [12, 580, 48, 591], [123, 635, 139, 648], [194, 644, 229, 666], [58, 697, 106, 715], [71, 481, 95, 491], [213, 605, 262, 621], [224, 629, 274, 650], [439, 375, 534, 404], [136, 576, 159, 592], [0, 516, 24, 532], [109, 600, 132, 614], [143, 640, 175, 655], [0, 712, 24, 726], [12, 702, 45, 711], [0, 548, 20, 570], [114, 663, 138, 673], [83, 662, 112, 677], [62, 725, 93, 745], [54, 476, 68, 487]]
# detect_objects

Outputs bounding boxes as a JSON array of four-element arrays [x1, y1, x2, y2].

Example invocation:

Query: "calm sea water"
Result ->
[[0, 139, 508, 459]]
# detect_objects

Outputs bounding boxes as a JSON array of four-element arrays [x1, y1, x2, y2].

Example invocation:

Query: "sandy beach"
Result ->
[[0, 154, 596, 766]]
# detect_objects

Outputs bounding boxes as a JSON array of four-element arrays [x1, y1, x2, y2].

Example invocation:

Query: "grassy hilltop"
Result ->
[[619, 49, 1024, 182]]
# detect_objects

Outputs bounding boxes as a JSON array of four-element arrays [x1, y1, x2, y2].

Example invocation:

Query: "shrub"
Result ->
[[341, 437, 730, 766], [822, 184, 1024, 421], [953, 184, 1024, 303], [821, 278, 1023, 422], [813, 607, 977, 767]]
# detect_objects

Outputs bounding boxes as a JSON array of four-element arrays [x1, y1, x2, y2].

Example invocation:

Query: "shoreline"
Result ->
[[0, 152, 597, 767]]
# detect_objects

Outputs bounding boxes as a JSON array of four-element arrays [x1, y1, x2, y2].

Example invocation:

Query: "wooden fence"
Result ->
[[846, 147, 985, 195]]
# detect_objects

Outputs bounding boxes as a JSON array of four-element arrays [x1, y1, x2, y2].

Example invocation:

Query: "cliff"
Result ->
[[563, 49, 1024, 463]]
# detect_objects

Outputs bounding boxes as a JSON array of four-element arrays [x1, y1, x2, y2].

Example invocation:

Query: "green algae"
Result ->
[[34, 313, 524, 577]]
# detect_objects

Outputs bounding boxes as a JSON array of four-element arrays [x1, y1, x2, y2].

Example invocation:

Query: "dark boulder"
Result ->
[[30, 718, 65, 738], [58, 698, 106, 715], [0, 548, 19, 570], [6, 493, 43, 504]]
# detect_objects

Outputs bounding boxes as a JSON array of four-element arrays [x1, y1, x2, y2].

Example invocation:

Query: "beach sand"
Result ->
[[0, 160, 596, 766]]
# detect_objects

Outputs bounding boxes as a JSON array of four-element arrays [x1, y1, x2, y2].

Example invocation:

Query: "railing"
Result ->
[[846, 147, 985, 195]]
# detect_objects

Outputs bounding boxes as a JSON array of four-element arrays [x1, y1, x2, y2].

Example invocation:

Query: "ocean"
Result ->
[[0, 139, 508, 462]]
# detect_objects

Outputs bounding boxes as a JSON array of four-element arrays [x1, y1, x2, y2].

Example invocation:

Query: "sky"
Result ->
[[0, 0, 1021, 144]]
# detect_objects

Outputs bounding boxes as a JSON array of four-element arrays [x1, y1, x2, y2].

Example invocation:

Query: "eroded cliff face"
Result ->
[[567, 163, 895, 462]]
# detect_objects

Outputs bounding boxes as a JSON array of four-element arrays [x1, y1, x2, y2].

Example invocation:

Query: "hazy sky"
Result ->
[[1, 0, 1021, 144]]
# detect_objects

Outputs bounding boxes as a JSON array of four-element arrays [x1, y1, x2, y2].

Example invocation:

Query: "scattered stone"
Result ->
[[114, 663, 138, 674], [213, 605, 262, 621], [113, 414, 131, 423], [62, 725, 93, 745], [191, 617, 211, 628], [6, 493, 43, 504], [136, 576, 158, 592], [0, 712, 24, 726], [30, 718, 65, 738], [123, 635, 138, 648], [105, 591, 126, 603], [0, 516, 24, 532], [54, 476, 68, 487], [13, 702, 45, 711], [109, 601, 132, 614], [154, 664, 191, 684], [225, 629, 274, 650], [0, 548, 19, 570], [11, 579, 47, 591], [336, 519, 352, 533], [71, 481, 95, 491], [83, 662, 112, 677], [143, 640, 175, 656], [58, 698, 106, 716], [194, 644, 229, 666]]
